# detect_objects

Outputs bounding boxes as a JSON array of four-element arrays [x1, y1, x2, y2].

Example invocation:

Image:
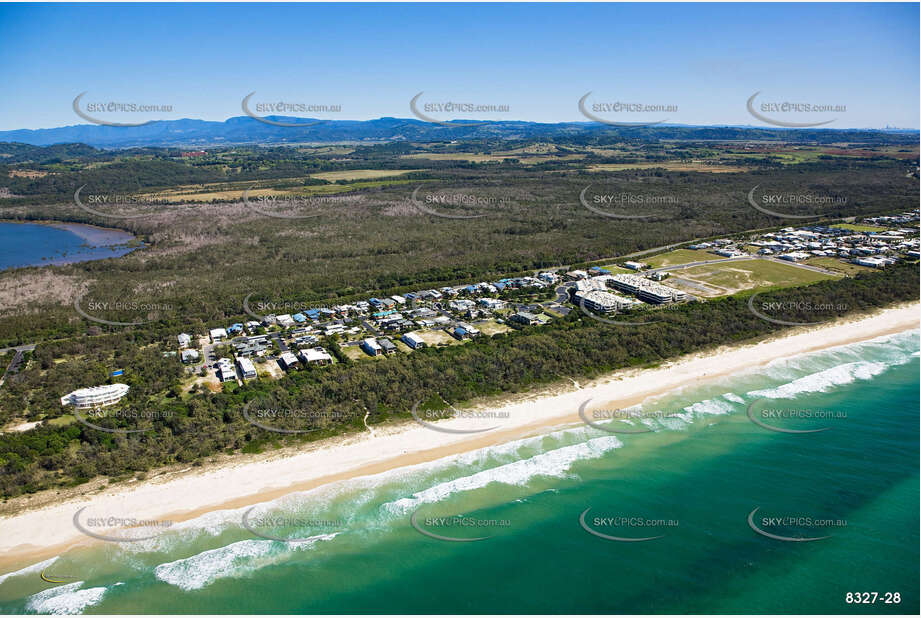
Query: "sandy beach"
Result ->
[[1, 302, 917, 571]]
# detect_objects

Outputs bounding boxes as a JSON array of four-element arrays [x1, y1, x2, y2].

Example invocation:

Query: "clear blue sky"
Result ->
[[0, 2, 917, 130]]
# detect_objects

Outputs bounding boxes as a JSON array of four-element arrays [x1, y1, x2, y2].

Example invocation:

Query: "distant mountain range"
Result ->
[[0, 116, 916, 149]]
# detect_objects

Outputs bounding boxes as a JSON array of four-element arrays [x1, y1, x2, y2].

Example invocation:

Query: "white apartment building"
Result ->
[[60, 383, 130, 409], [573, 289, 638, 313], [610, 274, 688, 304]]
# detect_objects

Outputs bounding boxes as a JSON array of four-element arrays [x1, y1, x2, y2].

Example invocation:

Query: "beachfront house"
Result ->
[[236, 357, 257, 380], [453, 322, 481, 340], [361, 338, 382, 356], [300, 347, 333, 365], [278, 352, 300, 371], [378, 338, 397, 355], [401, 332, 426, 349]]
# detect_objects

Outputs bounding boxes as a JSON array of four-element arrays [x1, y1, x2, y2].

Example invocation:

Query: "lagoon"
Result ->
[[0, 221, 137, 271]]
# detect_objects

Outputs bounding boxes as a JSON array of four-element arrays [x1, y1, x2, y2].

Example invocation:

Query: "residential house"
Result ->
[[361, 338, 382, 356], [300, 347, 333, 365], [181, 349, 200, 363], [236, 357, 257, 380], [402, 332, 426, 349], [453, 322, 481, 340], [277, 352, 300, 371], [378, 338, 397, 355], [509, 311, 541, 326], [215, 358, 236, 382]]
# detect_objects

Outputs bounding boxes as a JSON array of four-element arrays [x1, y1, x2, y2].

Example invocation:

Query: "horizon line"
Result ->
[[2, 115, 918, 135]]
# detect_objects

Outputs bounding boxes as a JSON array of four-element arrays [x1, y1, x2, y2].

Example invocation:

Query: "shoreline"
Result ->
[[0, 218, 135, 243], [0, 219, 139, 271], [0, 302, 918, 572]]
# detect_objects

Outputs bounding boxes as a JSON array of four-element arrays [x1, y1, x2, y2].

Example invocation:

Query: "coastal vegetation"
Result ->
[[0, 262, 916, 498], [0, 136, 917, 498]]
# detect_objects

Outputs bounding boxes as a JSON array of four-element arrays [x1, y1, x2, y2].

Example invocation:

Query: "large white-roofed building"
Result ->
[[60, 383, 130, 409], [609, 274, 689, 304]]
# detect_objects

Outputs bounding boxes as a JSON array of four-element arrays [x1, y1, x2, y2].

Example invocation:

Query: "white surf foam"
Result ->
[[25, 581, 108, 615], [683, 398, 734, 416], [747, 361, 890, 400], [153, 533, 338, 591], [381, 435, 623, 515], [0, 556, 58, 586]]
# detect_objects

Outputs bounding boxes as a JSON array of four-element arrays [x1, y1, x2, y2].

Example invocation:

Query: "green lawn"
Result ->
[[676, 258, 838, 296], [596, 264, 633, 274], [831, 223, 887, 233], [804, 257, 874, 276]]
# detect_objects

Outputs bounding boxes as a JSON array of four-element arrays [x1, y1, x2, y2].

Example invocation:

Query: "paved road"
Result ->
[[669, 277, 717, 295], [0, 350, 25, 389], [553, 283, 574, 303], [646, 255, 750, 274], [360, 319, 381, 336], [0, 343, 36, 355], [270, 333, 289, 352], [762, 256, 840, 275]]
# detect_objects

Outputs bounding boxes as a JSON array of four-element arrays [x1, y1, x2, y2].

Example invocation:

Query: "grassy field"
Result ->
[[7, 169, 49, 178], [491, 143, 562, 155], [672, 258, 839, 296], [804, 256, 875, 275], [141, 187, 294, 203], [402, 153, 508, 162], [646, 248, 717, 268], [401, 152, 584, 164], [831, 223, 888, 232], [587, 162, 749, 173], [342, 345, 374, 361], [310, 169, 423, 182], [595, 264, 633, 274], [138, 178, 418, 203]]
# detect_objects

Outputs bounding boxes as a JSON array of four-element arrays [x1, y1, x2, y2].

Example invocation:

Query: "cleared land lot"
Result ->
[[417, 329, 464, 347], [310, 169, 422, 182], [804, 257, 874, 275], [645, 248, 717, 268], [476, 319, 512, 336], [342, 345, 376, 361], [669, 258, 838, 296], [587, 162, 749, 173], [595, 264, 633, 274], [257, 360, 285, 379]]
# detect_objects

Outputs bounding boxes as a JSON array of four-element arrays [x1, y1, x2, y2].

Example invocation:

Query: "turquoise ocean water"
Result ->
[[0, 329, 918, 614]]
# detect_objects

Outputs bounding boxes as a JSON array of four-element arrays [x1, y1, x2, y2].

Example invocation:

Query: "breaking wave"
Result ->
[[381, 435, 623, 515], [24, 581, 110, 615]]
